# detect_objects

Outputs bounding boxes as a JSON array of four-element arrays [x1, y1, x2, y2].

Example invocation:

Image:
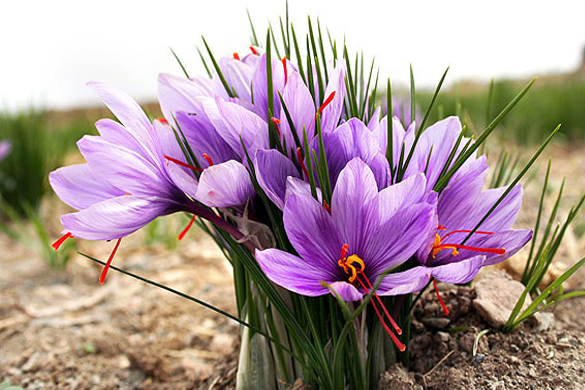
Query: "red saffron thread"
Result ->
[[433, 279, 450, 316], [323, 199, 331, 213], [164, 155, 203, 172], [282, 57, 288, 86], [202, 153, 214, 166], [316, 91, 336, 118], [99, 238, 122, 284], [440, 229, 494, 240], [233, 52, 240, 60], [157, 118, 169, 124], [178, 215, 196, 240], [249, 46, 258, 55], [270, 117, 282, 136], [296, 147, 310, 179], [52, 232, 73, 251], [433, 243, 505, 256], [360, 272, 403, 335]]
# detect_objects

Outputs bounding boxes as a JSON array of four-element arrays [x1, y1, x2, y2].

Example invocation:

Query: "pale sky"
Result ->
[[1, 0, 583, 111]]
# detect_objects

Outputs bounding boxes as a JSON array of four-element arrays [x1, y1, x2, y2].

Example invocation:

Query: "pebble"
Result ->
[[475, 353, 486, 364], [422, 317, 450, 329]]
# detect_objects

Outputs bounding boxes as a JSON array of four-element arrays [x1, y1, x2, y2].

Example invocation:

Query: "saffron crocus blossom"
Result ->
[[0, 140, 11, 161], [256, 158, 435, 300], [254, 117, 390, 210], [50, 82, 253, 241]]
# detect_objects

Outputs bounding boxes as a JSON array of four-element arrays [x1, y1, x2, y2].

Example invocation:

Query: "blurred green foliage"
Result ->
[[0, 111, 94, 216], [418, 74, 585, 144]]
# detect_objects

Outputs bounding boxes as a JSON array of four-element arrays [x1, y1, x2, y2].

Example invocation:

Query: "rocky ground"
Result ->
[[0, 143, 584, 389]]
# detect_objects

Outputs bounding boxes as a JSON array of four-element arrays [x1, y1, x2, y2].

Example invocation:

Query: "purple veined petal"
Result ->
[[77, 136, 173, 198], [175, 111, 239, 165], [319, 64, 345, 133], [468, 184, 524, 232], [320, 118, 390, 189], [251, 54, 286, 119], [255, 249, 333, 297], [376, 266, 432, 296], [378, 173, 427, 225], [195, 160, 254, 208], [87, 82, 162, 162], [430, 255, 484, 284], [372, 116, 409, 172], [366, 107, 382, 132], [49, 164, 126, 210], [279, 71, 316, 149], [284, 177, 323, 204], [157, 73, 214, 125], [283, 193, 343, 274], [95, 119, 143, 154], [330, 158, 380, 258], [437, 156, 489, 230], [61, 195, 173, 241], [217, 57, 254, 102], [329, 281, 363, 301], [202, 96, 269, 159], [164, 159, 199, 200], [153, 120, 185, 162], [367, 203, 436, 278], [254, 149, 301, 210], [407, 116, 464, 189]]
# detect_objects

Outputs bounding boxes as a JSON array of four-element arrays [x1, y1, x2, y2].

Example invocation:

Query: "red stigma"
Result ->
[[157, 118, 169, 124], [178, 215, 196, 240], [323, 199, 331, 213], [99, 238, 122, 284], [233, 52, 240, 60], [202, 153, 214, 166], [339, 244, 349, 261], [282, 57, 288, 86], [433, 279, 450, 316], [164, 155, 203, 172], [249, 46, 258, 55], [296, 147, 310, 179], [432, 227, 505, 258], [316, 91, 336, 119], [270, 117, 282, 136], [52, 232, 73, 251]]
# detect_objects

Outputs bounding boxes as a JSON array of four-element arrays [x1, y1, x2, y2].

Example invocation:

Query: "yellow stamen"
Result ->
[[338, 253, 365, 283]]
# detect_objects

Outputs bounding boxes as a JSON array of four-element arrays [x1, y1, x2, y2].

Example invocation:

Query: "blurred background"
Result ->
[[1, 1, 584, 388]]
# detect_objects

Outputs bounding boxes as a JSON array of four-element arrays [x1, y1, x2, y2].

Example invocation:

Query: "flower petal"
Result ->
[[279, 71, 316, 148], [61, 195, 172, 241], [329, 281, 363, 301], [49, 164, 125, 210], [195, 160, 254, 208], [331, 158, 380, 257], [283, 193, 342, 275], [320, 65, 345, 133], [378, 173, 427, 225], [255, 249, 332, 297], [377, 266, 432, 296], [430, 255, 484, 284], [254, 149, 301, 210]]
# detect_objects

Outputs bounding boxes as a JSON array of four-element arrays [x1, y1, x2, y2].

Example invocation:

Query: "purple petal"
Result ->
[[255, 249, 333, 297], [367, 203, 436, 278], [157, 73, 214, 124], [195, 160, 254, 208], [87, 82, 161, 162], [285, 177, 322, 204], [61, 195, 172, 241], [378, 173, 427, 224], [320, 65, 345, 133], [254, 149, 301, 210], [164, 160, 198, 200], [329, 281, 363, 301], [49, 164, 125, 210], [217, 57, 254, 102], [0, 140, 12, 161], [251, 54, 286, 119], [279, 72, 316, 149], [331, 158, 380, 257], [377, 266, 431, 296], [430, 256, 484, 284], [77, 136, 172, 198], [283, 193, 342, 275]]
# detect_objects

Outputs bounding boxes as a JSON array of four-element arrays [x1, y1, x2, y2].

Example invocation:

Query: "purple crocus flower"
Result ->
[[256, 158, 436, 348], [0, 140, 11, 161], [50, 82, 254, 282]]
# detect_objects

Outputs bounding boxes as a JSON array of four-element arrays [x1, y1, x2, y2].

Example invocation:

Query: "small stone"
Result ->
[[475, 353, 485, 363], [422, 317, 450, 329], [534, 312, 555, 332], [437, 331, 451, 342], [473, 271, 538, 328]]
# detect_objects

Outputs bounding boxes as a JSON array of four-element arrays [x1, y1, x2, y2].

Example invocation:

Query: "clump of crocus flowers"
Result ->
[[49, 17, 534, 390]]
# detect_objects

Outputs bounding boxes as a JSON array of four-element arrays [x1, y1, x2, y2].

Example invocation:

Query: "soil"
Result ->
[[0, 144, 584, 390]]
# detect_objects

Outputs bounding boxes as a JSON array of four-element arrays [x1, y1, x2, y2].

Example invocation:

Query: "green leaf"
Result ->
[[169, 47, 189, 78]]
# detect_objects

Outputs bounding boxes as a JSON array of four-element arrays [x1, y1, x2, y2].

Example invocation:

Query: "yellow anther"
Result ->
[[338, 254, 366, 283], [346, 255, 365, 273]]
